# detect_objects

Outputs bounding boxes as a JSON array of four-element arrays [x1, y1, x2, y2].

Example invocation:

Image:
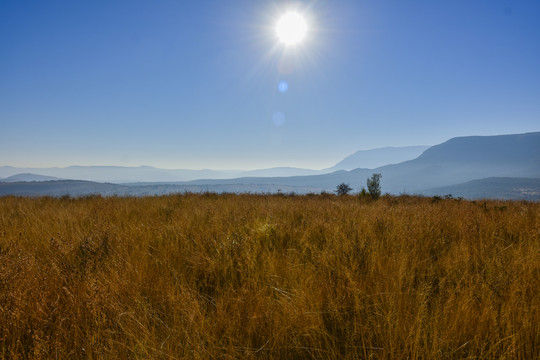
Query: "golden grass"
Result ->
[[0, 193, 538, 359]]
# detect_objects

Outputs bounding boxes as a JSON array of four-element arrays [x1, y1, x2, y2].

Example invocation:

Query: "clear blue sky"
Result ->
[[1, 0, 539, 169]]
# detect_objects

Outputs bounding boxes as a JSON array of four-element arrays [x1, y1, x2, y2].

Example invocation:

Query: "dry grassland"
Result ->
[[0, 194, 539, 359]]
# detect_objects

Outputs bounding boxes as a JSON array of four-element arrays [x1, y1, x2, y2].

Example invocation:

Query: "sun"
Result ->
[[275, 12, 308, 46]]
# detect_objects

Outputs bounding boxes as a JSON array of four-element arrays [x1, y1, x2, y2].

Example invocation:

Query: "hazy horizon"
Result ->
[[2, 1, 539, 169], [1, 144, 435, 171]]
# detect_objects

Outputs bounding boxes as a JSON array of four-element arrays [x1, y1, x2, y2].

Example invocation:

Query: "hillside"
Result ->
[[0, 173, 60, 182], [0, 180, 322, 197], [422, 177, 540, 200], [376, 131, 540, 192], [417, 132, 540, 164], [328, 146, 430, 170], [0, 180, 126, 197]]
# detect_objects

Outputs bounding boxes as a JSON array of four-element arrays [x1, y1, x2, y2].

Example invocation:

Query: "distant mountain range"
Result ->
[[0, 173, 60, 182], [178, 132, 540, 193], [1, 131, 539, 200], [0, 165, 234, 183], [0, 146, 427, 183]]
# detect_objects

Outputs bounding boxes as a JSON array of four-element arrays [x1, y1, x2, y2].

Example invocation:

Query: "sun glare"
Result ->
[[275, 12, 307, 46]]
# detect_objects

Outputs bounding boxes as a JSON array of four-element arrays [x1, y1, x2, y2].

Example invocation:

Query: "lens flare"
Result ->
[[272, 112, 286, 126], [278, 81, 289, 93]]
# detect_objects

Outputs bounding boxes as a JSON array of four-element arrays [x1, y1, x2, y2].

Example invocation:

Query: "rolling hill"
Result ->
[[0, 180, 126, 197], [0, 173, 60, 182], [327, 146, 430, 171], [422, 177, 540, 201]]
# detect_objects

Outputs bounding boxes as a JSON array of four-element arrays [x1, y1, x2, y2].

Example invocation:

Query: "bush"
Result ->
[[358, 187, 369, 199], [335, 183, 353, 196]]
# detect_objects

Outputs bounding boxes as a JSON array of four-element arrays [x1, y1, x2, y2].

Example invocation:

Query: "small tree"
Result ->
[[336, 183, 353, 196], [366, 173, 382, 199]]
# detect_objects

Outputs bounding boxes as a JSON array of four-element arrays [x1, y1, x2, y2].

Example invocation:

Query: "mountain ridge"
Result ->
[[0, 145, 428, 183], [180, 131, 540, 194], [0, 173, 61, 182], [328, 146, 430, 171]]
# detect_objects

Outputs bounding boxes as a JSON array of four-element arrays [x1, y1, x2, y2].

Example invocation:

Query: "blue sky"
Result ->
[[1, 0, 539, 170]]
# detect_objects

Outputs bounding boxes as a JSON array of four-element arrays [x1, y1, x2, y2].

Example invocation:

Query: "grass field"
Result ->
[[0, 194, 538, 359]]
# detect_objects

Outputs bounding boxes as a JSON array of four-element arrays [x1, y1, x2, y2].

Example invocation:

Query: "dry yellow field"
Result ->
[[0, 194, 539, 359]]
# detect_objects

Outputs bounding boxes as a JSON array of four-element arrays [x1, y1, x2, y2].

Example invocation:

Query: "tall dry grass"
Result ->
[[0, 193, 538, 359]]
